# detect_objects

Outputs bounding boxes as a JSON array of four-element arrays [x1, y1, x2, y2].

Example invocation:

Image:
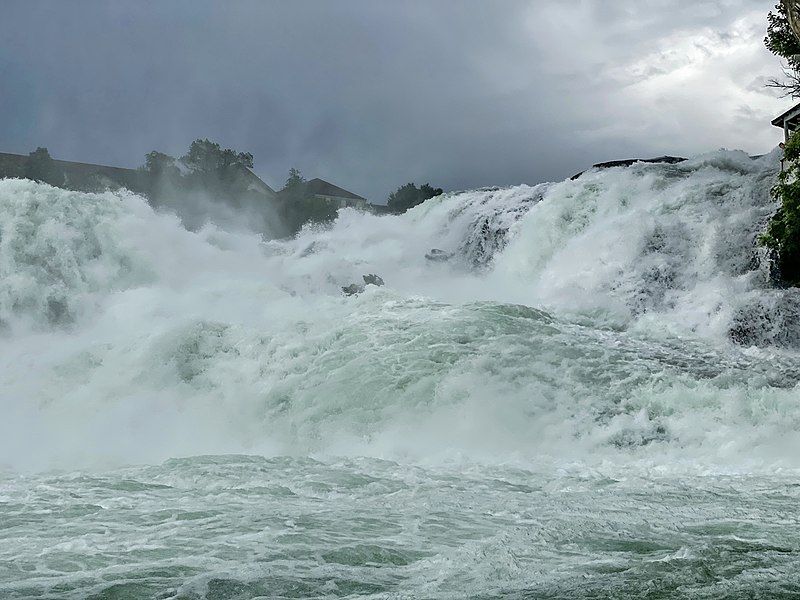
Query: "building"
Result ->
[[305, 178, 368, 209], [1, 149, 392, 217], [240, 167, 277, 198], [772, 102, 800, 142], [0, 150, 277, 200], [0, 150, 149, 191]]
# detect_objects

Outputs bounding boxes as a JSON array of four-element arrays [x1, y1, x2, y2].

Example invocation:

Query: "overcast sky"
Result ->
[[0, 0, 789, 202]]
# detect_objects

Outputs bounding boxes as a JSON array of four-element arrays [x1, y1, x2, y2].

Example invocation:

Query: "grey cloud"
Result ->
[[0, 0, 785, 203]]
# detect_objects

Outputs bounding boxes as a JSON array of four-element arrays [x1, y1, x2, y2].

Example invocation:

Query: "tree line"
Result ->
[[764, 2, 800, 285], [18, 139, 445, 236]]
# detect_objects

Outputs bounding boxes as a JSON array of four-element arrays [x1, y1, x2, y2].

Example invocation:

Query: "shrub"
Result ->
[[277, 168, 339, 233], [761, 132, 800, 285], [386, 182, 443, 214], [25, 147, 64, 186]]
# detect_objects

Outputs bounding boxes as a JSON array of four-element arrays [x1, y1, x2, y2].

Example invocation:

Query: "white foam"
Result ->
[[0, 150, 797, 474]]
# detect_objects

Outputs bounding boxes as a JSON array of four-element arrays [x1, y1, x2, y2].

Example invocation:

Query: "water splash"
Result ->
[[0, 150, 796, 474]]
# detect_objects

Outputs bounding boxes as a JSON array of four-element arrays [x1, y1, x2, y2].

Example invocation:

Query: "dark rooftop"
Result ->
[[306, 178, 366, 201], [0, 150, 276, 196]]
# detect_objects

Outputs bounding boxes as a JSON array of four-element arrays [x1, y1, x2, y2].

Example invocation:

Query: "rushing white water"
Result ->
[[2, 149, 800, 598]]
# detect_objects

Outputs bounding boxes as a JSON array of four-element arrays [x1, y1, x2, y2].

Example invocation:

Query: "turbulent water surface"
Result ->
[[2, 150, 800, 598]]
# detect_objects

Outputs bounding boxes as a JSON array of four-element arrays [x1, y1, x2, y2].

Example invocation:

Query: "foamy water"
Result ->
[[2, 150, 799, 598]]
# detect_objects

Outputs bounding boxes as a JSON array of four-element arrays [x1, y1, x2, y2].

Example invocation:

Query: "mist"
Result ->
[[0, 0, 786, 203], [4, 2, 800, 597]]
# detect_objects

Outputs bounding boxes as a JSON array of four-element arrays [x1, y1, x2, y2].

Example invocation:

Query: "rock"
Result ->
[[570, 156, 687, 180], [362, 274, 384, 286], [342, 283, 364, 296], [342, 274, 384, 296], [425, 248, 453, 262], [728, 290, 800, 348]]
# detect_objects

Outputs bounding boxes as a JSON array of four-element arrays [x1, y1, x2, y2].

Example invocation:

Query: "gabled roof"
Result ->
[[772, 101, 800, 127], [306, 178, 366, 201], [241, 167, 276, 195]]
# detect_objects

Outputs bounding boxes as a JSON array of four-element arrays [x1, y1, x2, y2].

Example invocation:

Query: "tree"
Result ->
[[762, 132, 800, 285], [282, 167, 306, 195], [419, 183, 443, 200], [182, 139, 253, 181], [143, 151, 178, 177], [141, 140, 253, 185], [277, 167, 338, 233], [766, 2, 800, 96], [25, 147, 63, 186], [139, 139, 257, 201], [386, 182, 443, 214], [762, 3, 800, 285]]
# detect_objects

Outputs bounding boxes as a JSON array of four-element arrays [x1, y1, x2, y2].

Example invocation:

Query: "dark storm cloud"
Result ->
[[0, 0, 786, 202]]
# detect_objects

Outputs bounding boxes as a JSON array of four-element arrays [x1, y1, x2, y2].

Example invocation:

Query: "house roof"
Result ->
[[306, 178, 366, 201], [772, 101, 800, 127], [2, 150, 277, 197], [240, 167, 276, 195]]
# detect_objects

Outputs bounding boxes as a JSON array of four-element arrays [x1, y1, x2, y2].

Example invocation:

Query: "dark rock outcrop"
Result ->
[[425, 249, 453, 262], [729, 290, 800, 348], [571, 156, 687, 180], [342, 283, 364, 296], [362, 274, 384, 287], [342, 274, 385, 296]]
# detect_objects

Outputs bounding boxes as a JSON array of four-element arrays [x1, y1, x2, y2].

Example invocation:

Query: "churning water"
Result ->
[[2, 149, 800, 598]]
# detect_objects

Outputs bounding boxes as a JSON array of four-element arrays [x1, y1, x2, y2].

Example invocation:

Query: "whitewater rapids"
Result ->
[[1, 149, 800, 598]]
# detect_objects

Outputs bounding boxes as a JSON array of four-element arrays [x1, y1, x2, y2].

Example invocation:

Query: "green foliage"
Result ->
[[140, 139, 258, 202], [765, 3, 800, 96], [386, 182, 443, 214], [277, 167, 338, 233], [766, 3, 800, 68], [762, 132, 800, 285], [143, 151, 178, 177], [283, 167, 306, 194], [182, 139, 253, 182], [761, 4, 800, 284], [25, 147, 63, 186]]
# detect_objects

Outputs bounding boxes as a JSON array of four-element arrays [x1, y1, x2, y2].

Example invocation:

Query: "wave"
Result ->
[[1, 150, 798, 473]]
